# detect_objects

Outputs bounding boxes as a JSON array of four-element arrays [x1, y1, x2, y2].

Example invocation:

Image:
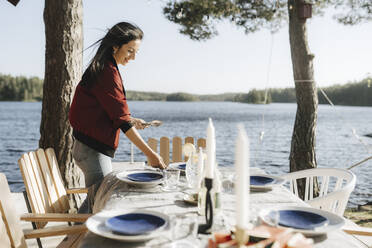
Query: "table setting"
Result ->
[[78, 119, 366, 248]]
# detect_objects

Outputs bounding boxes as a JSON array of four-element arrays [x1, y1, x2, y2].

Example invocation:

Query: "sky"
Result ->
[[1, 0, 372, 94]]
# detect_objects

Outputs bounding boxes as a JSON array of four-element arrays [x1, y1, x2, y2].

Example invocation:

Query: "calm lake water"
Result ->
[[0, 101, 371, 207]]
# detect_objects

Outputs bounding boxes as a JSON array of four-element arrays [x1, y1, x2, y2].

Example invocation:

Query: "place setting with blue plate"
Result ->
[[221, 173, 286, 193], [259, 206, 345, 236], [85, 209, 170, 242], [250, 174, 285, 191], [116, 170, 164, 188], [169, 162, 187, 172]]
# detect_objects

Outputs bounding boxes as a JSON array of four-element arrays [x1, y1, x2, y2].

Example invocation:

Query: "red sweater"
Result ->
[[69, 60, 132, 157]]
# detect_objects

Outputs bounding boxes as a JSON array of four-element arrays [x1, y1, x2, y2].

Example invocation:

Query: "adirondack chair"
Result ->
[[18, 148, 89, 229], [147, 136, 206, 165], [0, 173, 87, 248]]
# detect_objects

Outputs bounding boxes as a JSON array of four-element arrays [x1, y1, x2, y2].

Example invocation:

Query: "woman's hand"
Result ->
[[130, 117, 146, 130], [147, 152, 167, 169]]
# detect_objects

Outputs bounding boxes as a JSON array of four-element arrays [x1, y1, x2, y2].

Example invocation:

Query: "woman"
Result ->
[[69, 22, 166, 213]]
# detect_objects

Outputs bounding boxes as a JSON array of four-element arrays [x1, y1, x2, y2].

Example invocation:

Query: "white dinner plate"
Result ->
[[86, 209, 170, 242], [259, 206, 345, 236], [116, 170, 164, 188], [250, 174, 285, 191]]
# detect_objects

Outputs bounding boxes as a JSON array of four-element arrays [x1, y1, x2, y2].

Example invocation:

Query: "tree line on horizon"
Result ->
[[1, 73, 371, 106]]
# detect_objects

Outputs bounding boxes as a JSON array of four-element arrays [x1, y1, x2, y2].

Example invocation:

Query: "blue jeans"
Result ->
[[72, 140, 112, 213]]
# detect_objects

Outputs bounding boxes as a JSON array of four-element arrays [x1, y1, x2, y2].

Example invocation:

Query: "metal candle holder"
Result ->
[[198, 177, 213, 234]]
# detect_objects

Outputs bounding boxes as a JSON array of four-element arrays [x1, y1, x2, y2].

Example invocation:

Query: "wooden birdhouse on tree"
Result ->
[[298, 0, 312, 19], [7, 0, 20, 6]]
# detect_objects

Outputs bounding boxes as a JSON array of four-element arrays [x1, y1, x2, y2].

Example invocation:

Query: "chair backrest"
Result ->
[[0, 173, 27, 248], [148, 136, 206, 165], [281, 168, 356, 216], [18, 148, 70, 228]]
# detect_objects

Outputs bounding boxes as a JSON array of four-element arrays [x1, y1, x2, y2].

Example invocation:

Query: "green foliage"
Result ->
[[329, 0, 372, 25], [1, 74, 371, 106], [270, 87, 296, 102], [234, 78, 372, 106], [318, 79, 372, 106], [0, 74, 43, 101], [163, 0, 372, 41], [233, 89, 271, 104], [126, 91, 167, 101], [166, 92, 199, 101], [163, 0, 287, 41], [199, 92, 237, 101]]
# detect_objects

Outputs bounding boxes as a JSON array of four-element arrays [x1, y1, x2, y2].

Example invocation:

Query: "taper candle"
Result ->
[[235, 124, 249, 228], [205, 118, 215, 179]]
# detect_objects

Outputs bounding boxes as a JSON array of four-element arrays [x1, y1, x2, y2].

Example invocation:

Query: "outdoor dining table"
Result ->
[[78, 162, 367, 248]]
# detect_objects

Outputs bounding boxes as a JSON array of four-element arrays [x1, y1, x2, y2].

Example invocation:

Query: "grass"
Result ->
[[344, 206, 372, 228]]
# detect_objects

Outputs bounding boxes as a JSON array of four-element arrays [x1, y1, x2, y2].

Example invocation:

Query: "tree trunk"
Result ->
[[41, 0, 83, 210], [288, 0, 319, 199]]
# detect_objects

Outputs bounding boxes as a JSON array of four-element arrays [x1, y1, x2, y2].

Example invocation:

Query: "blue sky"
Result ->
[[1, 0, 372, 94]]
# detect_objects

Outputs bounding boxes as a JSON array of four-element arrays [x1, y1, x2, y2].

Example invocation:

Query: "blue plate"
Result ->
[[105, 213, 166, 235], [178, 163, 186, 170], [127, 172, 163, 182], [272, 210, 329, 230], [250, 176, 275, 186]]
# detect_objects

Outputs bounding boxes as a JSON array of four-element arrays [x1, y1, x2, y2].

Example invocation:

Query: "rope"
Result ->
[[318, 86, 372, 155], [348, 156, 372, 170]]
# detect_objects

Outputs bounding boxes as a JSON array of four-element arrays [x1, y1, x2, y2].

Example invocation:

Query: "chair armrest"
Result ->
[[66, 188, 89, 194], [343, 226, 372, 236], [23, 224, 87, 239], [21, 213, 92, 223]]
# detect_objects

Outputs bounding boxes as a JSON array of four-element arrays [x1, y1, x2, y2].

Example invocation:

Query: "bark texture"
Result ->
[[41, 0, 83, 209], [288, 0, 319, 199]]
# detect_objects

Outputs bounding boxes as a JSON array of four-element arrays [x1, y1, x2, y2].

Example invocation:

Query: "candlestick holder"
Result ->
[[198, 177, 213, 234], [235, 226, 249, 248]]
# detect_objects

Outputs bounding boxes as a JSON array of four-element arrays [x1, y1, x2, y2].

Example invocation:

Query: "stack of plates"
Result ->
[[86, 210, 169, 242], [116, 170, 164, 187], [259, 206, 345, 236]]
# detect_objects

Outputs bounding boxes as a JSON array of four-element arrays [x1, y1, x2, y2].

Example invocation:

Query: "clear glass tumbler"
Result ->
[[162, 169, 180, 191]]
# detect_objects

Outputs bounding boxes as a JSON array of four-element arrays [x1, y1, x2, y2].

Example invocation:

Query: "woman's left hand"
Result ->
[[130, 117, 147, 130]]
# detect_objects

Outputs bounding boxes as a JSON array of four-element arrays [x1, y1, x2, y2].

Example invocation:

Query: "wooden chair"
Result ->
[[148, 136, 206, 165], [18, 148, 90, 247], [0, 173, 87, 248], [18, 148, 89, 227]]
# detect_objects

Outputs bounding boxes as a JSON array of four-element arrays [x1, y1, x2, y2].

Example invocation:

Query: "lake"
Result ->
[[0, 101, 371, 207]]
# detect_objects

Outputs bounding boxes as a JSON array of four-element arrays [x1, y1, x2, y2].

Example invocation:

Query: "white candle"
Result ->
[[205, 118, 215, 179], [235, 124, 250, 228]]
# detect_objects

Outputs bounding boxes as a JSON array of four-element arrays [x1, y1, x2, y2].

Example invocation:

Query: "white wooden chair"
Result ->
[[0, 173, 87, 248], [281, 168, 356, 216], [147, 136, 206, 165]]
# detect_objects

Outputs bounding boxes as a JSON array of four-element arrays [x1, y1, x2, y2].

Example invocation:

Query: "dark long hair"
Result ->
[[81, 22, 143, 88]]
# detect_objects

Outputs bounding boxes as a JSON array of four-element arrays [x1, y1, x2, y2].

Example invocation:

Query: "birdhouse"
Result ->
[[298, 1, 312, 19], [7, 0, 20, 6]]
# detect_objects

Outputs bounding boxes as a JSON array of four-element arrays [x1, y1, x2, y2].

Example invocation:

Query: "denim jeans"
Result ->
[[72, 140, 112, 213]]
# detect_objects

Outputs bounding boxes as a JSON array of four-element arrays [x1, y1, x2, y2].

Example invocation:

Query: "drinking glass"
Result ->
[[167, 213, 199, 248], [266, 210, 280, 227], [221, 172, 235, 194], [162, 169, 180, 191], [185, 152, 198, 189]]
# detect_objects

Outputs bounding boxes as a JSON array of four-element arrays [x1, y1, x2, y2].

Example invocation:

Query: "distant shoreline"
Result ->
[[1, 74, 372, 106]]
